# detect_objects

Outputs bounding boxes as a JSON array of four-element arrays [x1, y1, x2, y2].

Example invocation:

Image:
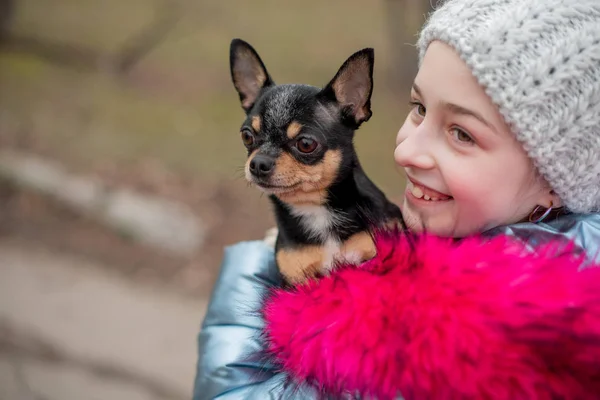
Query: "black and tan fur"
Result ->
[[230, 38, 404, 284]]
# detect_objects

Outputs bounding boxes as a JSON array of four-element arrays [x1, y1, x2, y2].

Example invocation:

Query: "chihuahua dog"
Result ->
[[229, 38, 405, 285]]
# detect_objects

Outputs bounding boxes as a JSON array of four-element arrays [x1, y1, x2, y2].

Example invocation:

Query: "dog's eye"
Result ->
[[241, 130, 255, 146], [296, 138, 318, 153]]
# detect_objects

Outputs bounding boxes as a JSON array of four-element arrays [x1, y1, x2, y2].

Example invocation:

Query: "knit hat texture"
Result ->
[[417, 0, 600, 213]]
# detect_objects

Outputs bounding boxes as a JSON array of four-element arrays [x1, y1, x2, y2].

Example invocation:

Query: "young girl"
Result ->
[[194, 0, 600, 398]]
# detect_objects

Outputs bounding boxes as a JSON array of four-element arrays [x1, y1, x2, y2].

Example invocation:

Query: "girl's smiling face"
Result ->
[[394, 41, 559, 237]]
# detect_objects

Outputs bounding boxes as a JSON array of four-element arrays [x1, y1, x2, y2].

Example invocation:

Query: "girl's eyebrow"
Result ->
[[412, 83, 498, 135], [442, 102, 497, 134]]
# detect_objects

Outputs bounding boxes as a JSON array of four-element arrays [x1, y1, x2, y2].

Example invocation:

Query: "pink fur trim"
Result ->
[[263, 231, 600, 400]]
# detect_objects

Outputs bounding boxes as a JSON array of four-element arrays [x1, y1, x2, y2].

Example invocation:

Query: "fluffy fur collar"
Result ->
[[261, 230, 600, 400]]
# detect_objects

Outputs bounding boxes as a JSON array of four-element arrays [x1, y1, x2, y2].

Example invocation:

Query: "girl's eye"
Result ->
[[241, 130, 255, 146], [296, 137, 318, 153], [450, 127, 475, 144], [409, 101, 426, 117]]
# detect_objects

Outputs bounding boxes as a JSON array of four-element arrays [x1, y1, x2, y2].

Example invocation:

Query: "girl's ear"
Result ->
[[529, 189, 564, 223], [533, 172, 563, 209], [548, 190, 563, 208]]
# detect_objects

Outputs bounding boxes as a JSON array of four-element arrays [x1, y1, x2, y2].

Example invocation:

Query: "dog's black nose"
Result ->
[[249, 155, 275, 178]]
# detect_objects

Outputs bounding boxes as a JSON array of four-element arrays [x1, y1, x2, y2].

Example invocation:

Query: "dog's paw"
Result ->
[[262, 227, 278, 248]]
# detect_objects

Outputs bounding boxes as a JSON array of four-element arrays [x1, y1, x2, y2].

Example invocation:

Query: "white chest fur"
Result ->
[[290, 205, 335, 240], [289, 205, 361, 271]]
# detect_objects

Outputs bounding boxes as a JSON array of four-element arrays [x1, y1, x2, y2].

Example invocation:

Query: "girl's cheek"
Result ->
[[443, 168, 479, 200]]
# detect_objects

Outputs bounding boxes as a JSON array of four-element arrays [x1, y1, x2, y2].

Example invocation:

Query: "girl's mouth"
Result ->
[[406, 179, 452, 202]]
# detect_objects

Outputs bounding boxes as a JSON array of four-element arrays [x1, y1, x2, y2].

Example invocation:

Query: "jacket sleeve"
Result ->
[[192, 240, 319, 400]]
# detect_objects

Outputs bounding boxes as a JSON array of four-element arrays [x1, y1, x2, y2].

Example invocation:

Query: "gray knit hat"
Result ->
[[416, 0, 600, 213]]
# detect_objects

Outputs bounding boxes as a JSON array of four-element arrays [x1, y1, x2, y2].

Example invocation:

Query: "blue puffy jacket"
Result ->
[[193, 212, 600, 399]]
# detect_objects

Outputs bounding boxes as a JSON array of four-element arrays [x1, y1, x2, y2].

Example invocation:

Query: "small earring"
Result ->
[[528, 201, 554, 223]]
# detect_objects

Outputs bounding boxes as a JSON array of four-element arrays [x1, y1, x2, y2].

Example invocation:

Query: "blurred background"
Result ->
[[0, 0, 431, 399]]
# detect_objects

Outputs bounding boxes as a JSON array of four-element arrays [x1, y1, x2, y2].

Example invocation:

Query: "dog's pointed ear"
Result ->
[[230, 39, 274, 113], [319, 48, 374, 127]]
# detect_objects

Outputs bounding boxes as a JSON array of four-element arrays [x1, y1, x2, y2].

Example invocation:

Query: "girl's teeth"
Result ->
[[409, 181, 447, 201], [411, 184, 424, 198]]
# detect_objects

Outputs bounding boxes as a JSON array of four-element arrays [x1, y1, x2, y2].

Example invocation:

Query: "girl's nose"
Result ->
[[394, 125, 436, 170]]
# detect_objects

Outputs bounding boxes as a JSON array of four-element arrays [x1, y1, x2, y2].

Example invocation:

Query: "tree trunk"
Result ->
[[0, 0, 14, 42], [385, 0, 432, 91]]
